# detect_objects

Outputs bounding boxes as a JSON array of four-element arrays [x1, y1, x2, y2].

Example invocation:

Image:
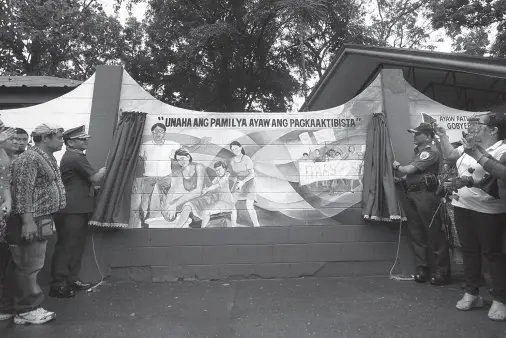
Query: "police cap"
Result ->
[[407, 123, 434, 137], [63, 125, 90, 140]]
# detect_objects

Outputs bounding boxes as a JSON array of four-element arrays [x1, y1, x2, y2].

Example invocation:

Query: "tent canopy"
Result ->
[[301, 45, 506, 113]]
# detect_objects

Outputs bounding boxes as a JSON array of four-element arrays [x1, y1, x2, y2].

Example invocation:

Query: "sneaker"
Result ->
[[14, 308, 55, 325], [0, 312, 14, 321], [456, 293, 484, 311], [488, 301, 506, 321]]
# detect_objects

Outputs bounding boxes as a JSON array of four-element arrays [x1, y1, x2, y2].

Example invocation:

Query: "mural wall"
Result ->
[[126, 75, 383, 229]]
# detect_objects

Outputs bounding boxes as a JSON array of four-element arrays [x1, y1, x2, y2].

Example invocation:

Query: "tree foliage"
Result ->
[[123, 0, 298, 112], [429, 0, 506, 56], [0, 0, 123, 79], [451, 27, 490, 56], [370, 0, 436, 49], [119, 0, 373, 112], [275, 0, 329, 99], [275, 0, 373, 99]]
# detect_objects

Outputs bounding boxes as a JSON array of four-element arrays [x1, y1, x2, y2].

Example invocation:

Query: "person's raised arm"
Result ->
[[435, 125, 460, 161], [464, 142, 506, 181]]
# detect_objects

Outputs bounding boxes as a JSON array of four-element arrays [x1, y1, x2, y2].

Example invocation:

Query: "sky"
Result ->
[[99, 0, 455, 110]]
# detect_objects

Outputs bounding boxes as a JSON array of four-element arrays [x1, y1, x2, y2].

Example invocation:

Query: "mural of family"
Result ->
[[129, 113, 370, 229]]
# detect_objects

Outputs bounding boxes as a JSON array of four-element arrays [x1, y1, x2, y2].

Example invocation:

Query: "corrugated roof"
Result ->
[[0, 76, 82, 88]]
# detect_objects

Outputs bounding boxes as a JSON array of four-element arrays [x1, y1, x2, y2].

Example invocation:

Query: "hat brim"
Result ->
[[68, 134, 90, 139], [407, 128, 418, 133]]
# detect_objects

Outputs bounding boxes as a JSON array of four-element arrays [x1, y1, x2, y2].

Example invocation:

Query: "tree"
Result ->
[[451, 27, 490, 56], [122, 0, 304, 112], [119, 0, 372, 111], [275, 0, 373, 98], [275, 0, 329, 99], [370, 0, 436, 50], [428, 0, 506, 57], [0, 0, 123, 79]]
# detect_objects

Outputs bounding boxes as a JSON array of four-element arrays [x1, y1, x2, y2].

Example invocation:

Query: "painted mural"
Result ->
[[129, 104, 378, 229]]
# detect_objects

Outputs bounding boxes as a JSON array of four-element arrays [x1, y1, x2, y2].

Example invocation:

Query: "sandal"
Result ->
[[488, 301, 506, 321], [456, 293, 484, 311]]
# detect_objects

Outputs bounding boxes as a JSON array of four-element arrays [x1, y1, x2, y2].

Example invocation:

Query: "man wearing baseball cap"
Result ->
[[393, 122, 451, 286], [49, 126, 106, 299], [1, 123, 66, 324]]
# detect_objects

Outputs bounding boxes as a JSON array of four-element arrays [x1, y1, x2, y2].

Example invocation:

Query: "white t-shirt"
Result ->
[[452, 140, 506, 214], [140, 140, 181, 177]]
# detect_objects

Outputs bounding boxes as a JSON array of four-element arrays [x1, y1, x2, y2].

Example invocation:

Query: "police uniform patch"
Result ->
[[419, 151, 430, 160]]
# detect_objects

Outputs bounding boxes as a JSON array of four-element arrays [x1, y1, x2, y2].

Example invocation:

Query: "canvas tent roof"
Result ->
[[301, 45, 506, 112], [0, 76, 82, 88]]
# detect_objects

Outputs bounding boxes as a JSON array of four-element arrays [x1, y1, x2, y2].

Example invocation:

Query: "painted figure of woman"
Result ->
[[229, 141, 260, 227], [161, 148, 206, 226], [177, 161, 237, 228]]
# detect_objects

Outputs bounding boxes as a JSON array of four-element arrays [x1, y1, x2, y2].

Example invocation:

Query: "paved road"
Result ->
[[1, 277, 505, 338]]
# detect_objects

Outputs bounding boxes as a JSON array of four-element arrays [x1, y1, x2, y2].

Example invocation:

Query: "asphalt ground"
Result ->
[[1, 276, 506, 338]]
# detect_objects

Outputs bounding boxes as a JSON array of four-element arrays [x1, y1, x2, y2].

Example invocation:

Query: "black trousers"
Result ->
[[50, 213, 89, 288], [401, 189, 450, 275], [0, 242, 12, 312], [0, 242, 10, 285], [454, 207, 506, 303]]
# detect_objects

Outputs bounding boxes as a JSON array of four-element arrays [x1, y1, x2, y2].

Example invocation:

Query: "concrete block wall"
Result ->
[[93, 225, 401, 282]]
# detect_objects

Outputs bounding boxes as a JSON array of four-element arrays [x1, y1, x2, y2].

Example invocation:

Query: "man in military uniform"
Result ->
[[393, 123, 450, 285], [49, 126, 106, 298]]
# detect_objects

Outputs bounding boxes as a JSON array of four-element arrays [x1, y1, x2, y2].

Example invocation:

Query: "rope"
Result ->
[[388, 215, 415, 281], [86, 224, 107, 293]]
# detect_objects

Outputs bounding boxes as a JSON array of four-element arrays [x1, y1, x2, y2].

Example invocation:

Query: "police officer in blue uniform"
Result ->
[[393, 123, 450, 285], [50, 126, 106, 298]]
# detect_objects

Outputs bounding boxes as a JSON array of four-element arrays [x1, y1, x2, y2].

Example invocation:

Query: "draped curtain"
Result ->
[[89, 111, 147, 228], [362, 112, 404, 221]]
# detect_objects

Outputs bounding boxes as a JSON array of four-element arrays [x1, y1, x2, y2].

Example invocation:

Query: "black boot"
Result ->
[[69, 280, 94, 291], [414, 267, 428, 283], [49, 286, 75, 299]]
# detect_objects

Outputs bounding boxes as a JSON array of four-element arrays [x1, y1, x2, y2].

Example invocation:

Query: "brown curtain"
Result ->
[[362, 112, 404, 222], [89, 111, 147, 228]]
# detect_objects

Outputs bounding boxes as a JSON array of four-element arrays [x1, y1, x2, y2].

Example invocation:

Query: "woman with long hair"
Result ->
[[161, 148, 206, 227], [437, 111, 506, 321], [229, 141, 260, 227]]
